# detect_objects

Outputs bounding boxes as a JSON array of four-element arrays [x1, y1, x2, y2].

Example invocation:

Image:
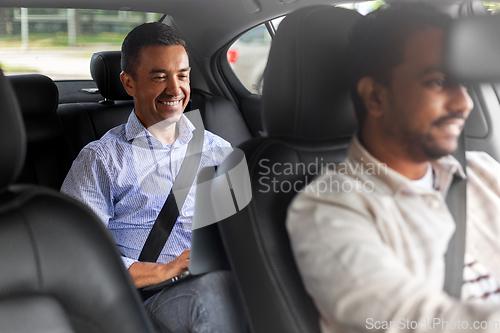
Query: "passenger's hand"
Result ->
[[128, 249, 190, 288], [162, 249, 190, 279]]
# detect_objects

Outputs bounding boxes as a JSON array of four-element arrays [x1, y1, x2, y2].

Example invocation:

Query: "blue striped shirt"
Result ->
[[61, 111, 232, 268]]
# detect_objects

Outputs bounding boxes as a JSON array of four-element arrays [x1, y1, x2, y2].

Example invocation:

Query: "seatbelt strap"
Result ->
[[138, 110, 205, 263], [443, 131, 467, 299]]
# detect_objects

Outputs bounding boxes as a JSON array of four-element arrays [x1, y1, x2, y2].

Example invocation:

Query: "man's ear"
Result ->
[[357, 77, 387, 118], [120, 71, 136, 97]]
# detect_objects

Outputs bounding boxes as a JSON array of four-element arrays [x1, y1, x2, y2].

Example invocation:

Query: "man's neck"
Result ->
[[147, 120, 179, 146], [359, 131, 430, 181]]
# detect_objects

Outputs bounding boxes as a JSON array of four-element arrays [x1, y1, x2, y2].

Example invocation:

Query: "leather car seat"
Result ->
[[213, 6, 361, 333], [0, 69, 154, 333], [9, 74, 69, 189], [57, 51, 135, 164]]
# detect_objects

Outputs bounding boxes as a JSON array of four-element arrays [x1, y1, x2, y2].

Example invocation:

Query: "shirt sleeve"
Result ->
[[286, 177, 500, 333], [61, 147, 139, 270], [121, 256, 138, 269], [61, 146, 114, 225], [203, 131, 233, 165]]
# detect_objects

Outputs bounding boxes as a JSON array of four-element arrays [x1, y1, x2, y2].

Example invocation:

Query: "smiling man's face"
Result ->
[[381, 28, 473, 161], [121, 44, 191, 128]]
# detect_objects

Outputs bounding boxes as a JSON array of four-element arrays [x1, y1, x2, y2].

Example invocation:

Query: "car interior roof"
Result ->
[[0, 0, 469, 58]]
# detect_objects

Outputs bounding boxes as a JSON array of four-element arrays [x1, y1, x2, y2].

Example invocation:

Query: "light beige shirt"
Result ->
[[286, 135, 500, 333]]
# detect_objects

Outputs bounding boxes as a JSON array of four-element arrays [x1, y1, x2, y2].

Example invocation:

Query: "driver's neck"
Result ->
[[359, 128, 431, 181]]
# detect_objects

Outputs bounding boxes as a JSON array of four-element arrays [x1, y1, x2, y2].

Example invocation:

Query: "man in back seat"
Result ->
[[62, 22, 245, 333], [287, 4, 500, 333]]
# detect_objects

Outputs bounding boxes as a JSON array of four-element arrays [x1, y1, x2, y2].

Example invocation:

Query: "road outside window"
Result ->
[[0, 8, 162, 80]]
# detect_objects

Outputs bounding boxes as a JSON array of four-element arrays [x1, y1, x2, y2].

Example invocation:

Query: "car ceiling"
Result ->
[[0, 0, 479, 58]]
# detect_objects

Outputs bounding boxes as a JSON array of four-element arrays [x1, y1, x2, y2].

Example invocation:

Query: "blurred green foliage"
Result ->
[[372, 1, 389, 11], [0, 8, 162, 46], [0, 32, 127, 47]]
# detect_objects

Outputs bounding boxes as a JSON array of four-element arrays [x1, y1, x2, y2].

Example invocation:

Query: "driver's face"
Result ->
[[382, 28, 473, 161]]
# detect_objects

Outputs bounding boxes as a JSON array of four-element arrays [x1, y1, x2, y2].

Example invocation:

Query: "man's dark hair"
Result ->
[[121, 22, 187, 79], [346, 4, 452, 130]]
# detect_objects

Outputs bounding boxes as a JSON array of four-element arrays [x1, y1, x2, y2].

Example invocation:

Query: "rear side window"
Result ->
[[228, 18, 282, 95], [483, 2, 500, 14], [0, 8, 163, 80], [226, 1, 386, 95]]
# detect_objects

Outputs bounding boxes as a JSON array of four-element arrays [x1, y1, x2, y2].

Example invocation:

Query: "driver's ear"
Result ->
[[120, 71, 136, 97], [357, 77, 387, 118]]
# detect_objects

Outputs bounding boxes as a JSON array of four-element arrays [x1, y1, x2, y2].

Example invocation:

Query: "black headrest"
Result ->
[[9, 74, 58, 118], [90, 51, 133, 101], [262, 6, 361, 140], [0, 70, 26, 188], [446, 15, 500, 82]]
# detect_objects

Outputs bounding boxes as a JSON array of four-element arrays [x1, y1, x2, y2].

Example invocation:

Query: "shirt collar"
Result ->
[[346, 134, 466, 197], [175, 114, 195, 146], [125, 111, 147, 142], [125, 110, 195, 146]]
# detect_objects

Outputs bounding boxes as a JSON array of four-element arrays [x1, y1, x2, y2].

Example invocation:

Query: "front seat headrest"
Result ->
[[0, 69, 26, 189], [8, 74, 62, 146], [90, 51, 133, 101], [262, 5, 361, 140], [9, 74, 58, 118]]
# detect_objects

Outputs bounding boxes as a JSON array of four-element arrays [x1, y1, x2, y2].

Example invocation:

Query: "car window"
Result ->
[[0, 8, 163, 80], [483, 2, 500, 14], [226, 1, 386, 95], [227, 18, 283, 95], [335, 1, 387, 14]]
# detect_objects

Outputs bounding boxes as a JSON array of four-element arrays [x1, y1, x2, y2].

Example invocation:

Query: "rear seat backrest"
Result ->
[[57, 51, 135, 164], [191, 88, 253, 147], [57, 102, 133, 163], [9, 74, 69, 189]]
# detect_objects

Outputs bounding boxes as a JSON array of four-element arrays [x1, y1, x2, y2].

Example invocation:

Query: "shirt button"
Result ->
[[429, 199, 441, 209]]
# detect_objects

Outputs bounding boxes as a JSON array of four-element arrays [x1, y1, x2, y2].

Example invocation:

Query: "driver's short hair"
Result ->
[[346, 4, 452, 130], [121, 22, 187, 79]]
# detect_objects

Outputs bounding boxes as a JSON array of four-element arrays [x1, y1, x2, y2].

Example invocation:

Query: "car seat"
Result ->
[[213, 5, 361, 333], [0, 69, 154, 333], [9, 74, 68, 189]]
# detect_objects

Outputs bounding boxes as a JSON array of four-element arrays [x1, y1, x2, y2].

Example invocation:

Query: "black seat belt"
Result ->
[[138, 109, 205, 263], [443, 131, 467, 299]]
